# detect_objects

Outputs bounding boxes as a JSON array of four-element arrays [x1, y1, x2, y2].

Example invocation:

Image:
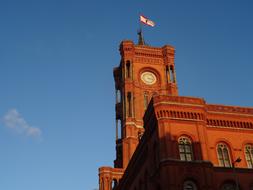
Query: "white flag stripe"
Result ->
[[140, 15, 155, 27]]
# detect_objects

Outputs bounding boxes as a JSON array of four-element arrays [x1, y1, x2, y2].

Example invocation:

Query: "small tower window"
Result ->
[[127, 92, 132, 117], [245, 144, 253, 168], [178, 136, 193, 161], [116, 90, 121, 103], [126, 61, 131, 79], [169, 66, 174, 82], [217, 143, 231, 167], [144, 92, 148, 110], [116, 119, 122, 140], [166, 65, 170, 83]]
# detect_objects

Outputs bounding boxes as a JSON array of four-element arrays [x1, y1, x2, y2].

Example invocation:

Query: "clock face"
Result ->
[[141, 72, 157, 85]]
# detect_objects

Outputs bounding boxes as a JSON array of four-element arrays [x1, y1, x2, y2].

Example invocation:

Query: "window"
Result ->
[[126, 61, 131, 78], [178, 136, 193, 161], [183, 180, 197, 190], [144, 92, 148, 110], [127, 92, 132, 117], [217, 143, 231, 167], [116, 90, 121, 103], [166, 65, 169, 83], [116, 119, 121, 140], [245, 144, 253, 168], [169, 65, 175, 82]]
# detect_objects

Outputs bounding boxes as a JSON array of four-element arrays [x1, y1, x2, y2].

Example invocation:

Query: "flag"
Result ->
[[140, 15, 155, 27]]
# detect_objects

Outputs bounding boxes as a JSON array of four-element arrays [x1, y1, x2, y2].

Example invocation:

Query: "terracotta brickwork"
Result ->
[[98, 40, 253, 190]]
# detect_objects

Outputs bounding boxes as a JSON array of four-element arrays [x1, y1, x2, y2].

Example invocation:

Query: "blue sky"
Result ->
[[0, 0, 253, 190]]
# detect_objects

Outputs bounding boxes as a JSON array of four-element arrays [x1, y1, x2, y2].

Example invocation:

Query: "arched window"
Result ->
[[217, 143, 231, 167], [183, 180, 197, 190], [178, 136, 193, 161], [245, 144, 253, 168]]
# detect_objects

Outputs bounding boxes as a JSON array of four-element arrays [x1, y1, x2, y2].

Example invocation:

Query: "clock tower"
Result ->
[[113, 40, 178, 169], [99, 39, 179, 190]]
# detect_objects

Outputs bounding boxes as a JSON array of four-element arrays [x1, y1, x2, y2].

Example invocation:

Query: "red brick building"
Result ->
[[99, 39, 253, 190]]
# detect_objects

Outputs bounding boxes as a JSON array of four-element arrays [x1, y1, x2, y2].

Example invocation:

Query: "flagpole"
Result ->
[[138, 13, 145, 45], [139, 13, 142, 34]]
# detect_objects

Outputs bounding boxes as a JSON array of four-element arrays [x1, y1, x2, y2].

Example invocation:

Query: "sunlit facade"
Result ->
[[98, 40, 253, 190]]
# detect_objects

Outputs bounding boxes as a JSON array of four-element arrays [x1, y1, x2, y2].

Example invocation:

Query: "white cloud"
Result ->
[[2, 109, 42, 138]]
